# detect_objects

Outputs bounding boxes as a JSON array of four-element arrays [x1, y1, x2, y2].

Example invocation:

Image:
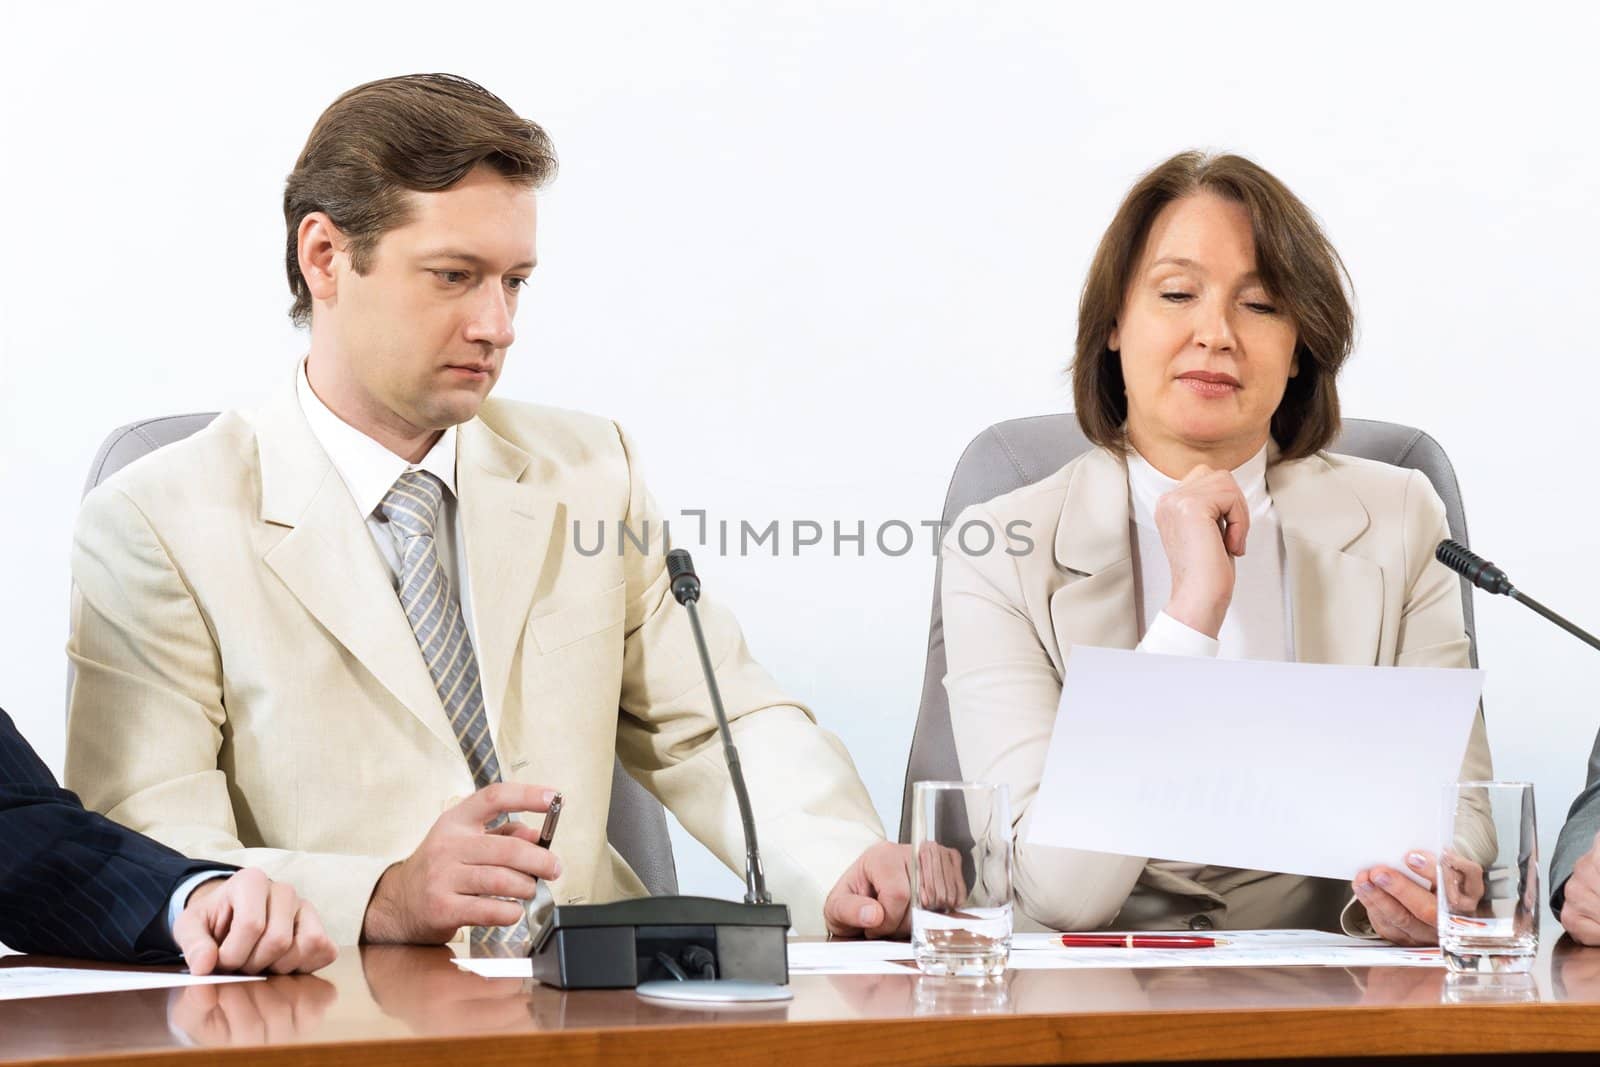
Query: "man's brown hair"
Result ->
[[284, 73, 558, 326], [1072, 151, 1355, 461]]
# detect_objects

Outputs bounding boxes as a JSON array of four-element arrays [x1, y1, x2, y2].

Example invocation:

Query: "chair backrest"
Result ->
[[74, 414, 679, 896], [899, 415, 1479, 842]]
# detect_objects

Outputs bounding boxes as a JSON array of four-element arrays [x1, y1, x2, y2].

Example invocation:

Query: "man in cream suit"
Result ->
[[65, 73, 907, 946]]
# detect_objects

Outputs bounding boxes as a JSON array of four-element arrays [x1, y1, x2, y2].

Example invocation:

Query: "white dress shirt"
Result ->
[[294, 361, 487, 687]]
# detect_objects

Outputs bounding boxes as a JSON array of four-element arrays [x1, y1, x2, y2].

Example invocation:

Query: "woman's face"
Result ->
[[1111, 191, 1299, 467]]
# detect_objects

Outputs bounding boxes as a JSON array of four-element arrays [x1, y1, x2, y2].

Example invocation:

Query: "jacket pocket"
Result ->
[[530, 582, 626, 654]]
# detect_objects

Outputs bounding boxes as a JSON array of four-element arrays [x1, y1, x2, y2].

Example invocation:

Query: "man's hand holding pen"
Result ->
[[360, 783, 562, 945]]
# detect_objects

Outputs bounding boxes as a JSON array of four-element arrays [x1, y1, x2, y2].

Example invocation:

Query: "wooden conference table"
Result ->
[[5, 939, 1600, 1066]]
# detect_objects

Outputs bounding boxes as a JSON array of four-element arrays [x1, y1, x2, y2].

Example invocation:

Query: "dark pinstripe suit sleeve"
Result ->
[[0, 708, 234, 963]]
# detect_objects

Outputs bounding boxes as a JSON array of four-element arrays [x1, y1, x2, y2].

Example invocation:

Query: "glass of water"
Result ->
[[911, 781, 1012, 978], [1437, 781, 1538, 974]]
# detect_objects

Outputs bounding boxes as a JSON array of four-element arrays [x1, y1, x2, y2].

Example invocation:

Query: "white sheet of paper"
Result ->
[[452, 957, 535, 979], [1026, 647, 1484, 880], [784, 931, 1442, 973], [0, 967, 261, 1002], [1009, 929, 1441, 969], [1004, 944, 1442, 970], [785, 941, 913, 974]]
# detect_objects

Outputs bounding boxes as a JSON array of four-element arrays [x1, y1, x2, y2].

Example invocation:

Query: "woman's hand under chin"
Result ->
[[1154, 465, 1251, 638]]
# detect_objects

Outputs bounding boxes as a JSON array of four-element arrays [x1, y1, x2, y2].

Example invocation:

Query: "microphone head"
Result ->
[[666, 548, 701, 604], [1436, 539, 1514, 596]]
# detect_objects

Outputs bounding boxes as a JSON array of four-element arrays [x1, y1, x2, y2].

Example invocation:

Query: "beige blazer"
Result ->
[[940, 444, 1493, 933], [64, 381, 884, 943]]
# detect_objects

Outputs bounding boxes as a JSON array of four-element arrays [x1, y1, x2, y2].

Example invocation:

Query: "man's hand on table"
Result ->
[[823, 841, 969, 939], [174, 869, 337, 975], [168, 973, 337, 1044], [1559, 831, 1600, 946]]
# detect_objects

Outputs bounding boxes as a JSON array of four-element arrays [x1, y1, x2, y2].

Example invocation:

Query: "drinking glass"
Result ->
[[911, 781, 1012, 978], [1437, 781, 1538, 974]]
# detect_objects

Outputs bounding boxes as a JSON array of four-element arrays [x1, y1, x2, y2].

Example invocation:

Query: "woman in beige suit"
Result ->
[[941, 151, 1491, 943]]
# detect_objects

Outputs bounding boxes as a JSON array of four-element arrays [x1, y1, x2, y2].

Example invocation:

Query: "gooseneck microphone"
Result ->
[[527, 548, 791, 995], [1436, 539, 1600, 652], [665, 548, 771, 905]]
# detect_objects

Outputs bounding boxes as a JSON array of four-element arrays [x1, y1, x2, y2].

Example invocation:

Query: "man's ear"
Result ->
[[297, 213, 345, 306]]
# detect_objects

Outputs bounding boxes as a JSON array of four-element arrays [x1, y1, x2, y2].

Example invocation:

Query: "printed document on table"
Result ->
[[0, 967, 261, 1002], [1008, 929, 1442, 969], [1026, 648, 1484, 880], [784, 932, 1441, 973], [786, 940, 917, 974]]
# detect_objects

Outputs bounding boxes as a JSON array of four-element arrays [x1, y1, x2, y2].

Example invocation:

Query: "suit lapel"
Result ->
[[457, 418, 560, 744], [1269, 453, 1383, 666], [250, 385, 461, 756], [1047, 448, 1140, 661]]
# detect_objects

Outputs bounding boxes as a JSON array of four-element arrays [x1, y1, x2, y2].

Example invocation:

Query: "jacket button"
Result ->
[[1188, 914, 1215, 931]]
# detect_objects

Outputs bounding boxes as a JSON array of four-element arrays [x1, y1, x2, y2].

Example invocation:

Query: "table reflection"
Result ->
[[1439, 971, 1540, 1004], [1133, 964, 1362, 1010], [167, 973, 338, 1046], [1551, 938, 1600, 1001], [2, 939, 1598, 1065], [0, 985, 177, 1057], [913, 972, 1014, 1015], [1355, 966, 1446, 1005], [361, 944, 532, 1034]]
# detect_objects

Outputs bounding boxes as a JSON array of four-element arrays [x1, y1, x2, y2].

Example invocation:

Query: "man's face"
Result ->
[[326, 165, 538, 433]]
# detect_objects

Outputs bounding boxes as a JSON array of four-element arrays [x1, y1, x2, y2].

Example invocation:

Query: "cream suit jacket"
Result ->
[[65, 381, 884, 944], [940, 444, 1493, 933]]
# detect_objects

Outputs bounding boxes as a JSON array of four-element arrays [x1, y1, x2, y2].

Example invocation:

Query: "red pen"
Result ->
[[1057, 933, 1226, 949]]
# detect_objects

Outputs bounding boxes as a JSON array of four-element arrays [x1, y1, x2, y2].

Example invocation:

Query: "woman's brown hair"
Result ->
[[1072, 151, 1355, 461], [283, 73, 558, 326]]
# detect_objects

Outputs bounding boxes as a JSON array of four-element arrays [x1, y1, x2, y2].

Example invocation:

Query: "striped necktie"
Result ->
[[379, 469, 529, 951]]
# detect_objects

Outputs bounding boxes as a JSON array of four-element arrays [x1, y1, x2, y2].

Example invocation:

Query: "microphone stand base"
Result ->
[[636, 979, 795, 1005], [527, 896, 791, 990]]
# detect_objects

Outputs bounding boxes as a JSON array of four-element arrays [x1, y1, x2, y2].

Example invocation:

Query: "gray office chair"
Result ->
[[899, 415, 1480, 842], [74, 414, 679, 896]]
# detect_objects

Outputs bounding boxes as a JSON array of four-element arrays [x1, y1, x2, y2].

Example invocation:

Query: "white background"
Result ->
[[2, 1, 1597, 920]]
